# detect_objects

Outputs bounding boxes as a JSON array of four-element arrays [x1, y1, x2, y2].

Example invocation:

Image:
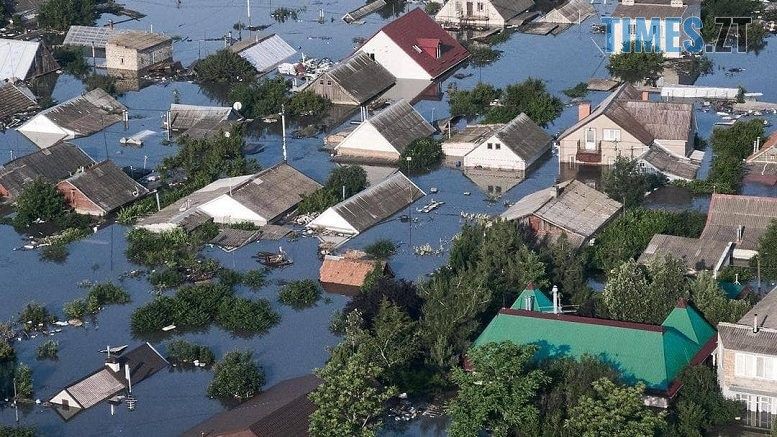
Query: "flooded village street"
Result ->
[[1, 0, 777, 435]]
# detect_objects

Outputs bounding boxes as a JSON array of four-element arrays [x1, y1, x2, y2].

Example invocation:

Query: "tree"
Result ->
[[483, 78, 563, 127], [308, 351, 396, 437], [689, 272, 751, 326], [602, 259, 652, 323], [607, 42, 665, 86], [347, 302, 420, 371], [602, 156, 664, 208], [546, 235, 594, 315], [363, 239, 396, 259], [287, 90, 331, 117], [668, 365, 742, 435], [757, 220, 777, 280], [298, 165, 368, 214], [12, 179, 69, 229], [565, 378, 666, 436], [278, 280, 321, 309], [448, 83, 500, 117], [207, 351, 264, 400], [38, 0, 95, 30], [345, 277, 422, 326], [14, 363, 34, 400], [399, 138, 442, 173], [228, 77, 289, 117], [0, 426, 36, 437], [447, 342, 548, 437], [194, 49, 256, 83]]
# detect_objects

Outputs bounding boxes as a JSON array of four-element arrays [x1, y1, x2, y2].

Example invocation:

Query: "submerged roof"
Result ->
[[63, 25, 119, 48], [641, 146, 699, 180], [168, 104, 244, 138], [323, 52, 396, 104], [377, 8, 470, 78], [360, 100, 435, 153], [492, 113, 552, 162], [228, 163, 322, 221], [490, 0, 535, 20], [701, 194, 777, 251], [320, 250, 386, 288], [230, 33, 296, 73], [182, 375, 322, 437], [474, 298, 715, 391], [107, 31, 171, 51], [612, 0, 699, 19], [541, 0, 595, 23], [0, 143, 94, 199], [0, 39, 40, 81], [0, 81, 38, 120], [638, 234, 729, 273], [60, 161, 149, 213]]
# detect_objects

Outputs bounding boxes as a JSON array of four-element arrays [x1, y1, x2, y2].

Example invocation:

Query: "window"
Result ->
[[494, 186, 502, 194], [487, 143, 493, 149], [120, 57, 124, 65], [495, 143, 501, 150], [487, 185, 494, 193], [319, 80, 324, 85], [736, 353, 777, 380], [326, 80, 332, 86], [603, 128, 621, 142], [477, 2, 483, 11]]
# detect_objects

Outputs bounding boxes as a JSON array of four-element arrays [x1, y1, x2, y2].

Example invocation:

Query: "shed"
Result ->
[[700, 194, 777, 258], [0, 38, 59, 81], [319, 250, 391, 294], [0, 81, 38, 121], [308, 172, 424, 236], [638, 234, 731, 275], [56, 160, 149, 216], [540, 0, 595, 24], [106, 31, 173, 72], [334, 100, 435, 163], [18, 89, 127, 148], [165, 104, 244, 139], [229, 33, 296, 73], [307, 52, 396, 106], [0, 143, 94, 200], [640, 145, 700, 181], [462, 112, 552, 171]]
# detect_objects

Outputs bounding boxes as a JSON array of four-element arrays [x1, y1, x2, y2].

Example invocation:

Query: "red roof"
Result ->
[[379, 8, 470, 78]]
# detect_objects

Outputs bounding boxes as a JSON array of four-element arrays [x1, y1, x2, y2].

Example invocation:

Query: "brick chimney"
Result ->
[[641, 90, 650, 101], [578, 101, 591, 120]]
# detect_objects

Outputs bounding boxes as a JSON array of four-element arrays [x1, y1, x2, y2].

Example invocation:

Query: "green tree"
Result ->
[[603, 156, 664, 208], [756, 220, 777, 280], [483, 78, 563, 127], [207, 351, 264, 400], [18, 302, 52, 332], [347, 302, 419, 371], [602, 259, 652, 323], [228, 77, 289, 117], [308, 351, 397, 437], [399, 138, 442, 173], [194, 49, 256, 83], [298, 165, 368, 213], [287, 90, 331, 117], [563, 82, 589, 99], [546, 235, 592, 313], [36, 340, 59, 360], [689, 272, 751, 326], [565, 378, 666, 436], [607, 42, 665, 86], [363, 239, 396, 259], [447, 342, 548, 437], [0, 425, 36, 437], [12, 179, 69, 229], [38, 0, 95, 30], [278, 280, 321, 309], [668, 365, 742, 436], [14, 363, 34, 400], [448, 83, 500, 117]]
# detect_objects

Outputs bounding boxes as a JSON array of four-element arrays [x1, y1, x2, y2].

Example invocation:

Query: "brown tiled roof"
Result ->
[[0, 142, 94, 199], [701, 194, 777, 251], [61, 160, 149, 214], [0, 81, 38, 120], [319, 250, 386, 288]]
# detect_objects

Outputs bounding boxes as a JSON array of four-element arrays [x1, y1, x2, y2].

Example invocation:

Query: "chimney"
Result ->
[[578, 101, 591, 121], [753, 313, 759, 333], [552, 285, 559, 314], [552, 183, 560, 198], [105, 351, 120, 373], [641, 90, 650, 101], [524, 296, 534, 311], [737, 225, 744, 242]]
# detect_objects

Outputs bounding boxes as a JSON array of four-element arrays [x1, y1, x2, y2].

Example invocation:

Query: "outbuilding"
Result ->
[[0, 38, 59, 82], [105, 31, 173, 72], [306, 52, 395, 106], [461, 112, 552, 171], [56, 160, 149, 216]]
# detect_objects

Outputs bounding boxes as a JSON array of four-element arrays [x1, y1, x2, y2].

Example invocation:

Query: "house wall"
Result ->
[[435, 0, 507, 29], [558, 114, 649, 165], [718, 341, 777, 431], [358, 32, 431, 80], [56, 181, 106, 216], [335, 122, 401, 161], [49, 389, 82, 409], [308, 208, 359, 235], [106, 42, 173, 72], [463, 135, 528, 170], [442, 140, 478, 157], [197, 195, 268, 226], [308, 74, 358, 105], [611, 16, 683, 59]]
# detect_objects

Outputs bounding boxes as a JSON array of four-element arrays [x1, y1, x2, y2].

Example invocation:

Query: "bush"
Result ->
[[14, 363, 33, 400], [166, 340, 215, 366], [602, 156, 665, 207], [400, 138, 442, 173], [425, 2, 442, 14], [38, 0, 95, 30], [482, 78, 563, 127], [18, 303, 52, 332], [0, 426, 37, 437], [364, 239, 396, 259], [449, 83, 500, 117], [228, 77, 289, 118], [217, 269, 244, 288], [207, 350, 265, 400], [563, 82, 589, 99], [287, 90, 331, 117], [0, 341, 15, 362], [84, 74, 118, 96], [194, 49, 256, 83], [36, 340, 59, 360], [53, 46, 89, 76], [40, 243, 69, 263], [12, 179, 69, 230], [278, 280, 321, 309], [62, 299, 87, 320], [85, 282, 130, 313], [149, 268, 185, 290], [216, 297, 279, 334], [298, 166, 368, 214], [468, 45, 501, 67], [126, 226, 218, 268], [242, 270, 267, 290]]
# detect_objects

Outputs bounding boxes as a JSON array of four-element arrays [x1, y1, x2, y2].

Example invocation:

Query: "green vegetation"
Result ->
[[53, 46, 90, 76], [0, 341, 14, 362], [242, 270, 267, 290], [12, 179, 70, 230], [278, 280, 321, 309], [14, 363, 33, 400], [229, 77, 289, 118], [591, 208, 707, 273], [126, 225, 218, 268], [467, 45, 501, 67], [38, 0, 95, 31], [148, 268, 185, 290], [287, 90, 332, 117], [602, 156, 665, 207], [207, 351, 264, 400], [449, 79, 562, 127], [36, 340, 59, 360], [0, 426, 37, 437], [166, 340, 215, 366], [666, 365, 742, 435], [563, 82, 589, 99], [449, 83, 500, 118], [363, 239, 396, 259], [298, 165, 367, 214], [607, 41, 665, 86], [18, 302, 53, 332], [84, 74, 118, 96], [702, 0, 767, 52], [271, 6, 299, 22], [757, 220, 777, 280], [689, 272, 751, 326], [62, 299, 87, 320], [399, 138, 442, 173], [131, 283, 279, 336], [424, 1, 441, 14], [194, 49, 256, 83], [62, 282, 130, 319]]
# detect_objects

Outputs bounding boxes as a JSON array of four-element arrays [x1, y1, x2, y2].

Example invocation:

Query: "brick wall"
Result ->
[[56, 181, 104, 216]]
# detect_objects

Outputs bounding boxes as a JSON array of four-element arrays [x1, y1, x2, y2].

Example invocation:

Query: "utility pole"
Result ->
[[13, 377, 19, 422], [281, 104, 287, 162], [247, 0, 251, 29], [406, 156, 412, 250]]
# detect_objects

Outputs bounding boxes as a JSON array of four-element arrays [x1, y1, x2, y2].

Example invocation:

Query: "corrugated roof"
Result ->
[[229, 163, 322, 221], [210, 228, 261, 249], [0, 81, 38, 120], [490, 0, 535, 20], [365, 100, 435, 153], [737, 286, 777, 329], [322, 52, 396, 104], [701, 194, 777, 251], [61, 160, 149, 214], [343, 0, 387, 23], [168, 104, 243, 138], [474, 300, 715, 391], [0, 143, 94, 199], [182, 375, 321, 437], [107, 31, 170, 51], [63, 26, 120, 48], [445, 124, 503, 145], [0, 39, 39, 81], [377, 8, 470, 79], [641, 146, 699, 180], [230, 33, 296, 73], [612, 1, 690, 19], [638, 234, 729, 272], [320, 250, 386, 287], [493, 113, 552, 163]]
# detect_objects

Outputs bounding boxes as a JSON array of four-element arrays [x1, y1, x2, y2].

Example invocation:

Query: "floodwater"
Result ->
[[1, 0, 776, 435]]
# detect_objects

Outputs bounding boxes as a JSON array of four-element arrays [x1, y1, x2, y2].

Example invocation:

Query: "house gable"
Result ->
[[463, 133, 527, 170], [197, 194, 269, 226], [358, 31, 431, 80]]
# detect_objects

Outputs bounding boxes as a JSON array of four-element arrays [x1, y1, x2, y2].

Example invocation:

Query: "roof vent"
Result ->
[[753, 313, 759, 333]]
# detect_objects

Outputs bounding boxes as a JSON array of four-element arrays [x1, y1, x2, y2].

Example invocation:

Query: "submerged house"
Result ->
[[308, 172, 425, 236], [18, 89, 127, 148], [460, 113, 552, 171], [137, 163, 320, 232], [319, 250, 392, 294], [474, 289, 716, 407], [358, 8, 470, 80], [182, 375, 321, 437], [0, 143, 94, 200], [501, 179, 623, 248], [540, 0, 596, 24], [63, 25, 118, 50], [435, 0, 534, 29], [638, 234, 731, 275], [48, 343, 168, 421], [229, 33, 296, 74], [56, 160, 149, 216], [557, 84, 696, 179], [0, 38, 59, 82], [105, 31, 173, 73], [306, 52, 396, 106], [333, 100, 435, 163], [745, 131, 777, 186], [164, 104, 244, 139], [0, 81, 38, 122], [717, 287, 777, 431], [609, 0, 701, 59]]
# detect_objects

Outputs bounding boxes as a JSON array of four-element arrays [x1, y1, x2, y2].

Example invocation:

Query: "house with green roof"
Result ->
[[473, 290, 716, 406]]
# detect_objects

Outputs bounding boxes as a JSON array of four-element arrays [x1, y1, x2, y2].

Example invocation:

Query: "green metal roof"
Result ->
[[719, 281, 745, 299], [509, 287, 554, 312], [473, 301, 715, 391]]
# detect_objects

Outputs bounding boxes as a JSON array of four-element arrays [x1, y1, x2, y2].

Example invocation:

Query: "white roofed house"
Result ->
[[306, 52, 396, 106], [0, 38, 59, 81], [462, 113, 552, 171], [229, 33, 296, 74], [435, 0, 534, 29], [334, 100, 435, 164], [539, 0, 596, 24]]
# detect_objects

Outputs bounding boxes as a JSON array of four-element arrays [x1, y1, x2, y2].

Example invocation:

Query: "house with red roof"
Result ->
[[357, 8, 470, 80]]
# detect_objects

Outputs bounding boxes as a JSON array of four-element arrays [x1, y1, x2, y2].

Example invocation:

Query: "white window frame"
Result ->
[[603, 128, 621, 142], [735, 352, 777, 380], [584, 127, 596, 150]]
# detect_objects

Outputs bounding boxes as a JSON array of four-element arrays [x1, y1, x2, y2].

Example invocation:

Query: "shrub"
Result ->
[[287, 90, 331, 117], [278, 280, 321, 309], [425, 2, 442, 14], [449, 83, 500, 117], [228, 77, 289, 118], [242, 270, 267, 290], [0, 426, 36, 437], [166, 340, 215, 366], [14, 363, 33, 400], [482, 78, 563, 127], [40, 243, 69, 263], [194, 49, 256, 83], [364, 239, 396, 259], [216, 297, 279, 334], [38, 0, 95, 30], [84, 74, 118, 96], [298, 166, 368, 214], [563, 82, 589, 99], [53, 46, 89, 76], [207, 351, 265, 400], [149, 268, 185, 290], [36, 340, 59, 360], [217, 269, 244, 288], [85, 282, 130, 313], [0, 341, 15, 362], [62, 299, 87, 320], [400, 138, 442, 173], [18, 303, 52, 332], [12, 179, 69, 229]]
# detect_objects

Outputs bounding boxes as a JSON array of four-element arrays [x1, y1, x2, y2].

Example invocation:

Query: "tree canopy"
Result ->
[[38, 0, 95, 31], [607, 42, 665, 86], [602, 156, 665, 208], [757, 220, 777, 280], [194, 49, 256, 83], [448, 79, 562, 127], [298, 165, 368, 214], [12, 179, 69, 229], [689, 272, 751, 326], [207, 350, 264, 401]]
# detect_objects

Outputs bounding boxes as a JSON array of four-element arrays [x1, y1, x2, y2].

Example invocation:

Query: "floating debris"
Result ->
[[253, 247, 293, 267], [417, 199, 444, 213], [162, 324, 176, 332]]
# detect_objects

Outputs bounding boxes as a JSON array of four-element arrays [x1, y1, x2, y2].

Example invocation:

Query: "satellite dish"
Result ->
[[233, 101, 243, 111]]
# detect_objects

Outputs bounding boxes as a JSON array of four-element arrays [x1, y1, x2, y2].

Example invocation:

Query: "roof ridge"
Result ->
[[499, 308, 666, 332]]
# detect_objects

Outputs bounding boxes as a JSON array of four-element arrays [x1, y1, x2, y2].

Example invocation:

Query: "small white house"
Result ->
[[435, 0, 534, 29], [461, 113, 552, 171]]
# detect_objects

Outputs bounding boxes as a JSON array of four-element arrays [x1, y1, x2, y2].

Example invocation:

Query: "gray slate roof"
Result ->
[[0, 81, 38, 120], [612, 0, 699, 19], [229, 163, 322, 221], [0, 143, 94, 199], [701, 194, 777, 251], [168, 104, 244, 138], [541, 0, 595, 23], [62, 160, 149, 213], [494, 112, 552, 164], [719, 287, 777, 355], [490, 0, 535, 20], [641, 146, 699, 180], [324, 172, 425, 233], [323, 52, 396, 104], [367, 100, 435, 153], [638, 234, 729, 272]]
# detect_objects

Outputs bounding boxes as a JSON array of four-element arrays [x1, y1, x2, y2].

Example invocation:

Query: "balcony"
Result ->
[[576, 140, 602, 163]]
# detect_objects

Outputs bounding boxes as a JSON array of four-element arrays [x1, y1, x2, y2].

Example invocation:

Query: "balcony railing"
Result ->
[[576, 140, 602, 163]]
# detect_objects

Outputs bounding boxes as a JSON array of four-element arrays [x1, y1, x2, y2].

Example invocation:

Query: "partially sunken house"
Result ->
[[0, 81, 38, 122], [334, 100, 435, 163], [18, 89, 127, 148], [558, 84, 697, 180], [105, 31, 173, 73], [745, 131, 777, 186], [48, 343, 168, 421], [308, 172, 425, 236], [473, 290, 716, 407], [435, 0, 534, 29], [229, 33, 296, 74], [319, 250, 392, 294], [358, 8, 470, 80], [539, 0, 595, 24], [500, 179, 623, 248], [609, 0, 701, 59], [56, 160, 149, 216], [0, 143, 94, 200], [165, 104, 244, 139], [0, 38, 59, 81], [307, 52, 396, 106], [182, 375, 321, 437], [63, 25, 118, 50], [137, 163, 320, 232], [461, 113, 552, 171]]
